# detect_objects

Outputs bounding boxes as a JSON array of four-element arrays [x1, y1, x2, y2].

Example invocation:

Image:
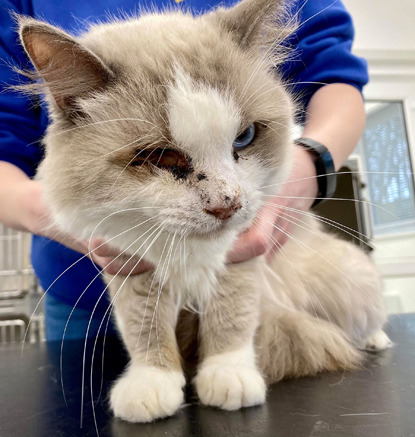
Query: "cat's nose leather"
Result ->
[[204, 202, 242, 221]]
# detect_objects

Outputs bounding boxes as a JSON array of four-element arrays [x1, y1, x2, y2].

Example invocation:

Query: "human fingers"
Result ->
[[90, 251, 154, 276], [227, 205, 277, 264], [84, 238, 123, 257]]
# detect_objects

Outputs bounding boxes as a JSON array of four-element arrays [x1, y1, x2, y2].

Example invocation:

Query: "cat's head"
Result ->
[[18, 0, 294, 248]]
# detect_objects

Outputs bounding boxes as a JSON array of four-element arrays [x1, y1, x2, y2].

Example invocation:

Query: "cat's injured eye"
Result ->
[[233, 123, 256, 151], [131, 147, 193, 179]]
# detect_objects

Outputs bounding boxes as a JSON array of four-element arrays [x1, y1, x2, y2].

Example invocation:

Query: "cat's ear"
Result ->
[[210, 0, 291, 50], [18, 17, 113, 114]]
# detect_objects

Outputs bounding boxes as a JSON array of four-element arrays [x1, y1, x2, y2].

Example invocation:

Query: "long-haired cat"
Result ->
[[17, 0, 390, 423]]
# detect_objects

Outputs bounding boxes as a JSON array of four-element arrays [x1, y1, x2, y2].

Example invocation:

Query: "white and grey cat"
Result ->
[[18, 0, 390, 423]]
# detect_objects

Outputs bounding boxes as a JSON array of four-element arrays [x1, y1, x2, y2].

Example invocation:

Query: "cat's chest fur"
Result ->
[[145, 231, 238, 304]]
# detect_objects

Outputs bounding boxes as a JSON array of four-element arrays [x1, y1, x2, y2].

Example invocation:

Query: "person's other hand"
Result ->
[[227, 146, 319, 263]]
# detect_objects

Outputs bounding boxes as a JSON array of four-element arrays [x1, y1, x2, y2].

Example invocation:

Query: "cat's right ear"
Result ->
[[18, 17, 113, 114], [210, 0, 292, 52]]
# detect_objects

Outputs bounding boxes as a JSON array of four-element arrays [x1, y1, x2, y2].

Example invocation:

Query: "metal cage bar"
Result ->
[[0, 223, 44, 343]]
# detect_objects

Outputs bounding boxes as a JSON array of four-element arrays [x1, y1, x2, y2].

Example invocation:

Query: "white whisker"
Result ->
[[86, 223, 166, 433], [59, 220, 161, 425], [147, 231, 177, 366], [260, 170, 414, 190], [265, 201, 376, 251], [262, 193, 399, 220], [86, 207, 162, 274], [256, 212, 377, 307], [262, 220, 323, 321], [22, 208, 161, 352], [133, 232, 171, 359]]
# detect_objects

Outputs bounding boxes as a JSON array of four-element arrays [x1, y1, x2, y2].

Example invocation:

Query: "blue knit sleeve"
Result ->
[[0, 0, 46, 178], [280, 0, 369, 114]]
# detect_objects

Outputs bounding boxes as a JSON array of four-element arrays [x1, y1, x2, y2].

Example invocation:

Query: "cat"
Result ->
[[18, 0, 390, 423]]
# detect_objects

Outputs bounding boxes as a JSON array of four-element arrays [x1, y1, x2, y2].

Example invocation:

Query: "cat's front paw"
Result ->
[[110, 365, 185, 423], [194, 364, 266, 410]]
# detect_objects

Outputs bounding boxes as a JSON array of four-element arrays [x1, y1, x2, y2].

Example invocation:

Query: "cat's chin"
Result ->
[[170, 218, 249, 241], [189, 227, 235, 241]]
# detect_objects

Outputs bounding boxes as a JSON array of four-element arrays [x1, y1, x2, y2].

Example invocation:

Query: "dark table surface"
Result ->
[[1, 314, 415, 437]]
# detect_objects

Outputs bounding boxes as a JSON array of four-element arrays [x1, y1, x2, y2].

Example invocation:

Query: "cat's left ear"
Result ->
[[18, 17, 114, 114], [209, 0, 291, 51]]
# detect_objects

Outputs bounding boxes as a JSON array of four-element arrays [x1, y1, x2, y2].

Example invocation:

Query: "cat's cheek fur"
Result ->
[[261, 145, 294, 198], [110, 365, 185, 422]]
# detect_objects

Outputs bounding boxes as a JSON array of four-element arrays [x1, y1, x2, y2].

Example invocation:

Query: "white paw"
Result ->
[[363, 330, 392, 351], [110, 366, 185, 423], [194, 364, 266, 410]]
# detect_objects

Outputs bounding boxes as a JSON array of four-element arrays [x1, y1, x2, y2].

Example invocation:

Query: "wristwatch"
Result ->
[[294, 137, 337, 207]]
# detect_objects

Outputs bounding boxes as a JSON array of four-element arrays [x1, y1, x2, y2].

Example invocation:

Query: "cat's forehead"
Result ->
[[168, 67, 240, 158], [83, 11, 257, 91], [83, 13, 226, 70], [82, 12, 259, 148]]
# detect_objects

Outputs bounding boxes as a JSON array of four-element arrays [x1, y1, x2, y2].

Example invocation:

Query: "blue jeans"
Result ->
[[44, 294, 118, 342]]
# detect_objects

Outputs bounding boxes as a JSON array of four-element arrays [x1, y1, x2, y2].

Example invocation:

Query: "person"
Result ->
[[0, 0, 368, 341]]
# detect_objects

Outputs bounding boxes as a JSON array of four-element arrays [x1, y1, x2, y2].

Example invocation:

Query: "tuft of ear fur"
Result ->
[[18, 16, 114, 114], [209, 0, 294, 55]]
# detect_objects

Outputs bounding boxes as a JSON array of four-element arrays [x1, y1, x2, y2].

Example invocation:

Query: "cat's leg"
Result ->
[[256, 306, 363, 383], [194, 260, 266, 410], [108, 273, 185, 423]]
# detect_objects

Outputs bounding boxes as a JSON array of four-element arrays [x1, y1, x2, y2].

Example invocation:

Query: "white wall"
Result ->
[[343, 0, 415, 314], [343, 0, 415, 51]]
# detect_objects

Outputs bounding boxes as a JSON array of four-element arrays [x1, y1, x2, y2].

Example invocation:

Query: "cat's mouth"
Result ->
[[158, 207, 255, 240]]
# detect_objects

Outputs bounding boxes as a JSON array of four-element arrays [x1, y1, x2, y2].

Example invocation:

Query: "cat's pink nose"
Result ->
[[204, 201, 242, 221]]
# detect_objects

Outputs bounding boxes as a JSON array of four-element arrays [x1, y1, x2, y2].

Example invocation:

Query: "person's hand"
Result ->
[[13, 179, 153, 275], [227, 146, 319, 263]]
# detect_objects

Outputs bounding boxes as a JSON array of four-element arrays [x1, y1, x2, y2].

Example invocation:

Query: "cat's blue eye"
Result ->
[[233, 123, 256, 150]]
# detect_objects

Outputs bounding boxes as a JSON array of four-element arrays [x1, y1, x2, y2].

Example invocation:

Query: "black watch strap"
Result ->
[[294, 137, 337, 207]]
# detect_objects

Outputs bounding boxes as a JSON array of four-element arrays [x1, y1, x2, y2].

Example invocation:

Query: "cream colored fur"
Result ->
[[18, 0, 390, 424]]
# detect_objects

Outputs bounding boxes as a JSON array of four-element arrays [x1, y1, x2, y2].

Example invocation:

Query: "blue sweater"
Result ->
[[0, 0, 368, 311]]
